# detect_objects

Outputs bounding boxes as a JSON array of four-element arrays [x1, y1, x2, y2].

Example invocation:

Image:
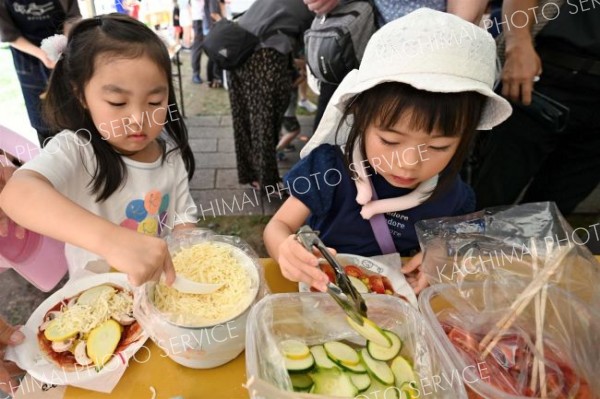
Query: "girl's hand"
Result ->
[[401, 252, 429, 295], [277, 235, 335, 292], [102, 228, 176, 287]]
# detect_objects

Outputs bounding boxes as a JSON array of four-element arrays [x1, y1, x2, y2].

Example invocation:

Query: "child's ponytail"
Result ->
[[43, 56, 86, 133]]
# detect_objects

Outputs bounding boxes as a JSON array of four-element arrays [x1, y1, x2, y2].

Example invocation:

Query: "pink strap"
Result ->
[[367, 179, 396, 254]]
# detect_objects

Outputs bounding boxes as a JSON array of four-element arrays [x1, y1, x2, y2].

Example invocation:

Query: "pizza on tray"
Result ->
[[37, 284, 143, 372]]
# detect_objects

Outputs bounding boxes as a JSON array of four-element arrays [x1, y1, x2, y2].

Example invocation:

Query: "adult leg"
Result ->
[[10, 48, 52, 147], [277, 89, 300, 151], [191, 20, 204, 80], [229, 54, 258, 185], [212, 63, 223, 88], [206, 57, 215, 83], [245, 49, 291, 188]]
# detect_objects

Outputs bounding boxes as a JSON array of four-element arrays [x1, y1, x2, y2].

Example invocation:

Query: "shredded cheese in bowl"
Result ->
[[152, 241, 258, 327]]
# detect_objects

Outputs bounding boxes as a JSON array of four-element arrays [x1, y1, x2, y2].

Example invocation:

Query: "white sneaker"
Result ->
[[298, 98, 317, 113]]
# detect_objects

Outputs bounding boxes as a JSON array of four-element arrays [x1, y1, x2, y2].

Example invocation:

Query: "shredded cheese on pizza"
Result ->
[[153, 242, 253, 326], [52, 288, 133, 334]]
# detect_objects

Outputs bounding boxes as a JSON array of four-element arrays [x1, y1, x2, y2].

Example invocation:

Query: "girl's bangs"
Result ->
[[362, 83, 485, 138]]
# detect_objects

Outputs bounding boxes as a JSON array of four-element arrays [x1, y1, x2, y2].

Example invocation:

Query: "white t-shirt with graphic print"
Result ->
[[20, 130, 198, 278]]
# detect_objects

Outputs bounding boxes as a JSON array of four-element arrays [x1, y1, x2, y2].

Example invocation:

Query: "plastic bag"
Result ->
[[415, 202, 600, 304], [133, 229, 268, 369], [245, 293, 468, 399], [415, 202, 600, 398], [419, 282, 600, 398]]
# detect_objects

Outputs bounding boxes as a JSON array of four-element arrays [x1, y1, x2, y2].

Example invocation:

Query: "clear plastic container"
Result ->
[[245, 293, 467, 399], [133, 229, 267, 369], [419, 283, 599, 399]]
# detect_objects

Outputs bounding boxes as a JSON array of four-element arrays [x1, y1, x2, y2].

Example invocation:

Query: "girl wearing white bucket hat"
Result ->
[[263, 8, 512, 294]]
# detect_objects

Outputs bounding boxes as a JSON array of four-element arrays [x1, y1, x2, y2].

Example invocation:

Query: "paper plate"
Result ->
[[6, 273, 148, 386], [299, 253, 418, 308]]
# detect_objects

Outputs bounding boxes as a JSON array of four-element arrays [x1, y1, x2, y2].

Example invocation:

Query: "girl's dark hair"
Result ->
[[338, 82, 485, 199], [43, 13, 194, 202]]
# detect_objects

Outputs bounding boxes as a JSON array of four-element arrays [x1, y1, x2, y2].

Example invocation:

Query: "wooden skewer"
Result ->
[[538, 240, 556, 398], [479, 245, 572, 359], [529, 239, 540, 394]]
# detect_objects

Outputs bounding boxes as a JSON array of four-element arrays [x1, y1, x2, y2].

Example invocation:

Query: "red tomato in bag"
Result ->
[[368, 275, 385, 294]]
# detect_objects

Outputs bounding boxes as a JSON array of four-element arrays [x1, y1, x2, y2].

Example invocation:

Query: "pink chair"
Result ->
[[0, 125, 67, 292]]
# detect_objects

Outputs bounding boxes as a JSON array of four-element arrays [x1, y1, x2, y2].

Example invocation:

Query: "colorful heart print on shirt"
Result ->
[[120, 190, 170, 236]]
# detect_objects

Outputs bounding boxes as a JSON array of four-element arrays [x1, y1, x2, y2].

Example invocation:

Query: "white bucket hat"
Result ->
[[301, 8, 512, 219]]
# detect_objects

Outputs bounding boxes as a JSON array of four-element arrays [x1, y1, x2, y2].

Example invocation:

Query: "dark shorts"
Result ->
[[282, 116, 300, 133]]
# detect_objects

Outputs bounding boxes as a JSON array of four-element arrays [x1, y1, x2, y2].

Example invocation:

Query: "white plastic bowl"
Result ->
[[134, 232, 263, 369]]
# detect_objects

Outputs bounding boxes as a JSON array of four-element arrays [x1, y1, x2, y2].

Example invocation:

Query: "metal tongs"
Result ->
[[296, 225, 368, 325]]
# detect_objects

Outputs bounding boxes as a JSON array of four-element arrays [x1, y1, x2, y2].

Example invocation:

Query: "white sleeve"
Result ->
[[172, 153, 198, 226], [18, 131, 94, 196]]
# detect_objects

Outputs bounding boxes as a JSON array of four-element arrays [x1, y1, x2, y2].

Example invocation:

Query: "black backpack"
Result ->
[[304, 1, 377, 84], [203, 19, 260, 70]]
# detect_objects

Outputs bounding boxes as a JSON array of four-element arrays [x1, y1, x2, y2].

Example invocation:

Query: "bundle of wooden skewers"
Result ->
[[478, 242, 572, 398]]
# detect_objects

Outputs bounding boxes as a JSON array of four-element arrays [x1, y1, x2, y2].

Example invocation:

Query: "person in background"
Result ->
[[203, 0, 224, 88], [172, 0, 182, 45], [472, 0, 600, 215], [125, 0, 141, 20], [228, 0, 314, 191], [277, 57, 306, 161], [178, 0, 192, 48], [303, 0, 489, 133], [0, 317, 25, 398], [114, 0, 127, 13], [0, 0, 81, 147], [190, 0, 204, 83]]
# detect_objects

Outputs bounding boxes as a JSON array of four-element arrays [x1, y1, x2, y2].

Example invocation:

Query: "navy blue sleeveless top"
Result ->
[[283, 144, 475, 257]]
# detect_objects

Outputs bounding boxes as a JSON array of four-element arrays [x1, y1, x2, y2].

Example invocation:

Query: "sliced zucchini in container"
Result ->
[[346, 316, 392, 348], [290, 373, 313, 391], [336, 357, 367, 374], [399, 381, 420, 399], [360, 348, 394, 385], [360, 379, 400, 399], [350, 373, 371, 392], [309, 367, 358, 397], [310, 345, 337, 369], [367, 330, 402, 361], [324, 341, 360, 366], [280, 339, 310, 360], [391, 356, 417, 388], [285, 352, 314, 373]]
